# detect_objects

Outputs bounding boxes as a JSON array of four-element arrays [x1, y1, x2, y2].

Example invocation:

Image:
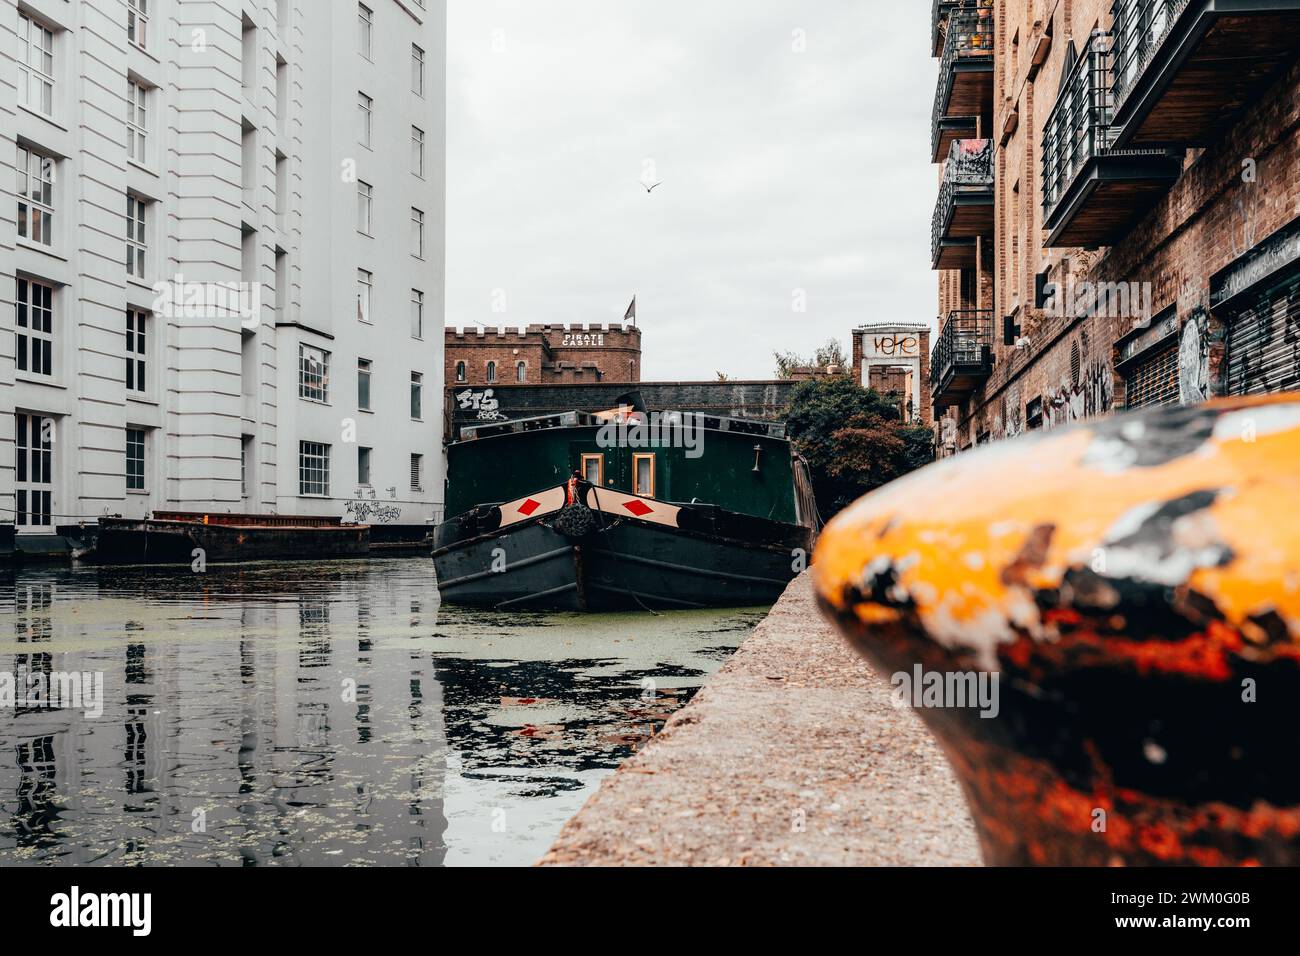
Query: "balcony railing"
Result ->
[[931, 5, 994, 159], [932, 0, 984, 56], [1040, 34, 1181, 245], [1042, 37, 1114, 221], [932, 138, 994, 268], [1109, 0, 1300, 147], [1110, 0, 1190, 112], [931, 310, 994, 405]]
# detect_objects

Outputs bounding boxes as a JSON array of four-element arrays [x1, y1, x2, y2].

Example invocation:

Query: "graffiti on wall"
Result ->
[[345, 499, 402, 524], [1179, 311, 1209, 404], [863, 333, 921, 359], [1041, 349, 1114, 431], [456, 388, 506, 421], [998, 382, 1022, 440], [939, 416, 958, 454]]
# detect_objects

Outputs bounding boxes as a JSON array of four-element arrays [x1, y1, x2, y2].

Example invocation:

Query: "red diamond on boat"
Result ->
[[623, 500, 653, 517], [517, 498, 541, 516]]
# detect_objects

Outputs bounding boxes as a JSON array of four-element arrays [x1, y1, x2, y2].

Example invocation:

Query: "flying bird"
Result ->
[[640, 180, 663, 194]]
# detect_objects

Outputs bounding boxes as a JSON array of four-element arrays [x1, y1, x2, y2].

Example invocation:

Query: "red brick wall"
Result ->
[[934, 1, 1300, 454], [446, 324, 642, 386]]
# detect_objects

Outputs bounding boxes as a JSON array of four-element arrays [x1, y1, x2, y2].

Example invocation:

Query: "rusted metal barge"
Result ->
[[88, 511, 370, 565]]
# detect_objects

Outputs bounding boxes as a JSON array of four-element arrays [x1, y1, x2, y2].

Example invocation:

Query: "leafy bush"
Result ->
[[784, 376, 934, 518]]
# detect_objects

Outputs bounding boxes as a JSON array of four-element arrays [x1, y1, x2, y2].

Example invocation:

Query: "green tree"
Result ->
[[774, 338, 849, 379], [784, 376, 934, 518]]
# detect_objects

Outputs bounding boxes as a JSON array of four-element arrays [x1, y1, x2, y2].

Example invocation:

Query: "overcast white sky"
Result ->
[[446, 0, 938, 381]]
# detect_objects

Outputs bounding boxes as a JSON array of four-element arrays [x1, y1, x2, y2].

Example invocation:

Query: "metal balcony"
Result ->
[[931, 310, 994, 408], [932, 0, 983, 56], [931, 5, 994, 161], [1041, 35, 1183, 249], [932, 139, 994, 270], [1111, 0, 1300, 148]]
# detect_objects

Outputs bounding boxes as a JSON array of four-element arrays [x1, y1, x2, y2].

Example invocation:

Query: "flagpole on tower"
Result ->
[[624, 295, 637, 327]]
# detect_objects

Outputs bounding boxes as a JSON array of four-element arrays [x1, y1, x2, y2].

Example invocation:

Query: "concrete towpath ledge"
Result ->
[[539, 573, 981, 866]]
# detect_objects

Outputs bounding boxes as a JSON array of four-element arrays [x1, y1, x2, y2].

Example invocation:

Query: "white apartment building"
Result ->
[[2, 0, 446, 542]]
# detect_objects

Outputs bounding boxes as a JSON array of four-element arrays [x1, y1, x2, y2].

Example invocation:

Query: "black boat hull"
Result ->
[[433, 509, 808, 611]]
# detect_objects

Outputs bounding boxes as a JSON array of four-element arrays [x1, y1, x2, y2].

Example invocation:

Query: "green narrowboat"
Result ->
[[433, 408, 819, 610]]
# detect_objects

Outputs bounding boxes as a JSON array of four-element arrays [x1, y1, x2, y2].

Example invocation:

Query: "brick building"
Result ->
[[929, 0, 1300, 455], [445, 324, 641, 386], [852, 323, 933, 425]]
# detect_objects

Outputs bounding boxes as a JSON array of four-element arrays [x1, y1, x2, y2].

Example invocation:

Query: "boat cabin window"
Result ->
[[581, 453, 603, 486], [633, 453, 655, 498]]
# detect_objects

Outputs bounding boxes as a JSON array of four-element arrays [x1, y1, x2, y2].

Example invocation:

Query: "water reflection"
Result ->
[[0, 560, 761, 866]]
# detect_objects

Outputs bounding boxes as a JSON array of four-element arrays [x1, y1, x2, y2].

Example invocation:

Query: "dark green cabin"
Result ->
[[445, 416, 802, 524]]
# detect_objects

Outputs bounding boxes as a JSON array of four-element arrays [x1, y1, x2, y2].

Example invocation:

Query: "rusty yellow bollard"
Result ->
[[814, 395, 1300, 866]]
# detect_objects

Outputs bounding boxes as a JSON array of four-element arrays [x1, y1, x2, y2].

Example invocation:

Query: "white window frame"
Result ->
[[358, 446, 372, 487], [15, 413, 54, 531], [411, 207, 424, 258], [411, 44, 425, 96], [126, 426, 146, 491], [127, 80, 148, 165], [127, 0, 149, 52], [410, 371, 423, 420], [358, 4, 372, 59], [357, 357, 372, 411], [274, 152, 288, 221], [17, 147, 55, 247], [126, 194, 148, 280], [634, 453, 656, 498], [298, 343, 330, 402], [299, 441, 330, 497], [410, 289, 424, 339], [358, 91, 372, 148], [357, 269, 372, 323], [411, 125, 425, 178], [358, 180, 373, 234], [16, 278, 55, 379], [18, 14, 55, 117], [126, 308, 148, 394]]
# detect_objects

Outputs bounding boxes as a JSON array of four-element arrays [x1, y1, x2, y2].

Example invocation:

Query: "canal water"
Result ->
[[0, 559, 765, 866]]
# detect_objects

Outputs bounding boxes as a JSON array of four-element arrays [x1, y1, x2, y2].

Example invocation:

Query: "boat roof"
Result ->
[[458, 409, 788, 442]]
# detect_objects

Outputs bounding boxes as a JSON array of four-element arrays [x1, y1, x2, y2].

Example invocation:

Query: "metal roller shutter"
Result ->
[[1124, 340, 1180, 410], [1225, 274, 1300, 397]]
